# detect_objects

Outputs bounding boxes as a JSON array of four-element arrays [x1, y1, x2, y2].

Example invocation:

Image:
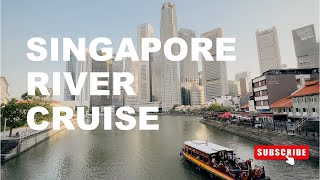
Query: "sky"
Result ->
[[1, 0, 319, 100]]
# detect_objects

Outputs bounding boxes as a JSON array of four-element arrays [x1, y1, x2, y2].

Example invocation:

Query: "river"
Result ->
[[1, 115, 319, 180]]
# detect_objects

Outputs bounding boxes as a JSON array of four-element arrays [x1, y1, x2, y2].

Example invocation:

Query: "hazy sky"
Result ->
[[1, 0, 319, 100]]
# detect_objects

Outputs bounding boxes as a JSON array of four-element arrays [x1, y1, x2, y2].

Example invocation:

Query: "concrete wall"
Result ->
[[2, 120, 77, 162]]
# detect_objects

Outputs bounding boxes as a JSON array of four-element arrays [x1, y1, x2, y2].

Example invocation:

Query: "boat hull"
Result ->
[[182, 151, 235, 180]]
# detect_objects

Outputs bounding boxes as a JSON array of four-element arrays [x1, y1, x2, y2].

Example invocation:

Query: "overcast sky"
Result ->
[[1, 0, 319, 100]]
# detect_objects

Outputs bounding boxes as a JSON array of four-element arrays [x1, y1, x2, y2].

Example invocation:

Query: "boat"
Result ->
[[181, 140, 270, 180]]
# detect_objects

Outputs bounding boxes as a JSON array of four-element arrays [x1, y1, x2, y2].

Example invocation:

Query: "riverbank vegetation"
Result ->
[[0, 88, 53, 136]]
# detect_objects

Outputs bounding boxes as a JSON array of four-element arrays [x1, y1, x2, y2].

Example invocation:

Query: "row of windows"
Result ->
[[253, 80, 266, 88], [254, 90, 268, 97], [276, 107, 317, 113], [293, 96, 317, 104]]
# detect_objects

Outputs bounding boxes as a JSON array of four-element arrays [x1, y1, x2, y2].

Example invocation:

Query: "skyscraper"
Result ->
[[292, 24, 319, 69], [256, 26, 282, 74], [201, 28, 229, 103], [124, 57, 139, 108], [112, 59, 124, 107], [64, 53, 78, 101], [178, 28, 198, 81], [137, 23, 153, 104], [178, 28, 199, 105], [76, 50, 92, 108], [89, 51, 113, 109], [159, 2, 181, 111], [235, 71, 252, 95]]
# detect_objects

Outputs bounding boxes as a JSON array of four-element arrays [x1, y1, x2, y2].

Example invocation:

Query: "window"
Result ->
[[312, 108, 316, 112], [301, 98, 305, 103], [303, 108, 306, 112], [289, 108, 292, 112], [296, 108, 299, 112]]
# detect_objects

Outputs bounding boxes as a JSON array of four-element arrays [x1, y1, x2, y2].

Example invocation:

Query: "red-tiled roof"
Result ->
[[291, 80, 319, 97], [270, 96, 292, 108], [240, 104, 248, 109]]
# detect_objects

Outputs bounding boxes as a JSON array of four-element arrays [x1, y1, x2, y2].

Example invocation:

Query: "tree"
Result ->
[[1, 99, 28, 137], [209, 104, 232, 112], [1, 90, 53, 137]]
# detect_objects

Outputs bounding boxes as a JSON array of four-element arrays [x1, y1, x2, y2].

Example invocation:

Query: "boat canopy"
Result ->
[[184, 140, 234, 155]]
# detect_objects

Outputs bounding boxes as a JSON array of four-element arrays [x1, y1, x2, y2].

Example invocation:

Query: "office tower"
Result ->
[[124, 57, 139, 108], [159, 2, 181, 111], [137, 23, 153, 104], [178, 28, 199, 105], [235, 71, 252, 94], [178, 28, 198, 81], [90, 51, 113, 109], [112, 59, 124, 106], [201, 28, 229, 103], [76, 50, 92, 108], [64, 52, 78, 101], [256, 26, 282, 74], [228, 80, 241, 96], [292, 24, 319, 69], [151, 51, 161, 102]]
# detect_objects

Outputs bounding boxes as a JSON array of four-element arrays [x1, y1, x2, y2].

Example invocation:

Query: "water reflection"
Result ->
[[1, 115, 319, 180]]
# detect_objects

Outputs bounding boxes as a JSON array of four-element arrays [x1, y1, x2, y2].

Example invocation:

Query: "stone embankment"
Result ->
[[200, 119, 319, 160], [1, 119, 77, 163]]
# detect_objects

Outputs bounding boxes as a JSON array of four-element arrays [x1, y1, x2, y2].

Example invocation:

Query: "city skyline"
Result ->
[[1, 0, 319, 100]]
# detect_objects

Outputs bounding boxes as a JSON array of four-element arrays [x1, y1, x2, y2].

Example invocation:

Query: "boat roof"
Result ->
[[184, 140, 234, 155]]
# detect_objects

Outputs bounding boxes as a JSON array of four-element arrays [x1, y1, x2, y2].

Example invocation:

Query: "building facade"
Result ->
[[201, 28, 229, 103], [256, 27, 282, 74], [235, 71, 252, 95], [1, 77, 9, 104], [137, 23, 153, 104], [291, 80, 319, 117], [64, 52, 78, 101], [252, 68, 319, 111], [159, 2, 181, 111], [292, 24, 319, 69], [178, 28, 198, 81], [228, 80, 241, 96], [271, 80, 319, 118], [90, 51, 113, 109]]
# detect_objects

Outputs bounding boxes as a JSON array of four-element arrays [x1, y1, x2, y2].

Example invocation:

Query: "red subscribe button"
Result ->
[[254, 145, 309, 160]]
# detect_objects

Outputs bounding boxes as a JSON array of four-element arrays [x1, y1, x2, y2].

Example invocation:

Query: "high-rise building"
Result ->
[[64, 52, 78, 101], [89, 51, 113, 109], [137, 23, 153, 104], [292, 24, 319, 69], [124, 57, 139, 108], [201, 28, 229, 103], [178, 28, 198, 81], [178, 28, 199, 105], [235, 71, 252, 94], [228, 80, 241, 96], [112, 59, 124, 107], [1, 76, 9, 104], [159, 2, 181, 111], [256, 26, 282, 74], [76, 50, 92, 108], [151, 51, 161, 102]]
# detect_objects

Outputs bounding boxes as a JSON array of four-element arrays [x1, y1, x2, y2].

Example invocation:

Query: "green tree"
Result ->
[[1, 99, 28, 136]]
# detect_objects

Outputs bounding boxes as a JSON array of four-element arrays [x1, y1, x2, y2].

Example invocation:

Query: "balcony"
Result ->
[[254, 95, 268, 101], [253, 85, 267, 92], [255, 105, 269, 110]]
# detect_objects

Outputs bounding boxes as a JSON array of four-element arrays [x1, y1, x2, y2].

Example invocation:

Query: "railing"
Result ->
[[19, 123, 53, 141]]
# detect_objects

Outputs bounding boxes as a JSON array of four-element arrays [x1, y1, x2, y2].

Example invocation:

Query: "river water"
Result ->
[[1, 115, 319, 180]]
